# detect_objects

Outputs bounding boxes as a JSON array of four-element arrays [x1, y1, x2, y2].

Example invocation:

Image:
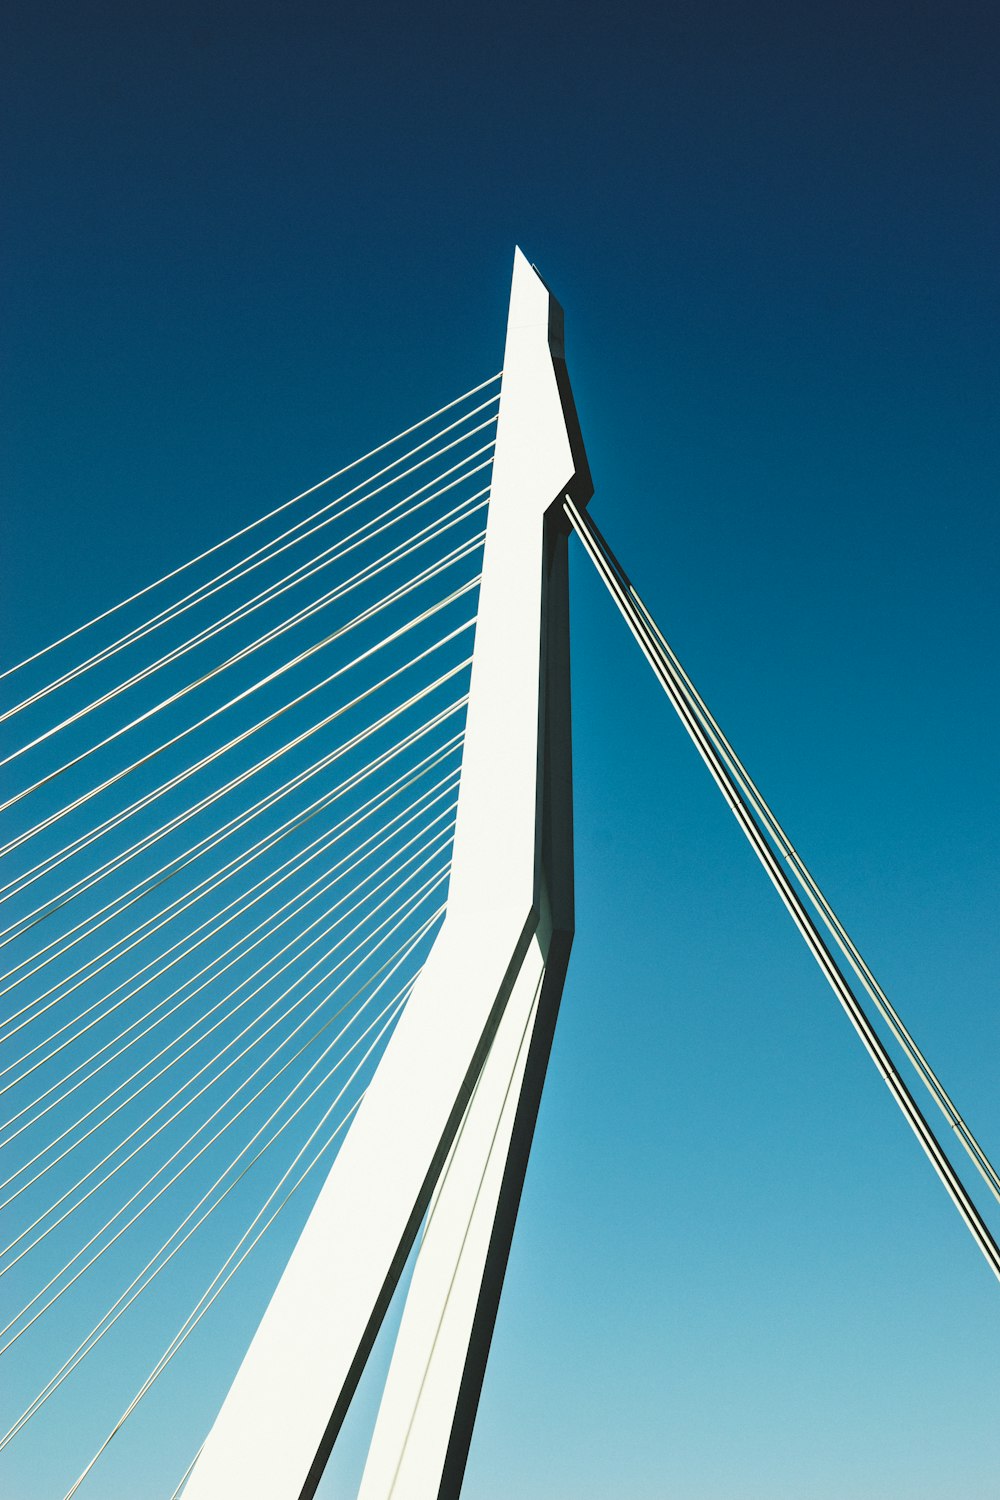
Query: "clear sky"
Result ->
[[3, 2, 999, 1497]]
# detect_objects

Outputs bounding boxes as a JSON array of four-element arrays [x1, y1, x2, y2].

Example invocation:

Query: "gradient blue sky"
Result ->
[[3, 2, 999, 1496]]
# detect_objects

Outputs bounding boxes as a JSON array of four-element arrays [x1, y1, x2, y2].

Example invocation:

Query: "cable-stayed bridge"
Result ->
[[1, 252, 996, 1499]]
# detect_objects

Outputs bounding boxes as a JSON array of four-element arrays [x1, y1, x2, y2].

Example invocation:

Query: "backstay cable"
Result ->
[[566, 494, 1000, 1284]]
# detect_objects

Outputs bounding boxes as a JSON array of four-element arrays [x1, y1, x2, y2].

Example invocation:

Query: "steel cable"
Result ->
[[0, 373, 499, 701]]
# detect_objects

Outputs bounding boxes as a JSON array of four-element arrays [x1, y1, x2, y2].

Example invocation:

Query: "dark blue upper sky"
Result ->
[[3, 3, 999, 1496]]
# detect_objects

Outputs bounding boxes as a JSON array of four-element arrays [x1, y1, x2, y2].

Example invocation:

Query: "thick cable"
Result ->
[[611, 566, 1000, 1209], [573, 502, 1000, 1209], [566, 494, 1000, 1286]]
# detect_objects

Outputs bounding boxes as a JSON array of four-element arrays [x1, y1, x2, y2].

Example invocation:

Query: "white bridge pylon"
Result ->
[[182, 250, 592, 1500]]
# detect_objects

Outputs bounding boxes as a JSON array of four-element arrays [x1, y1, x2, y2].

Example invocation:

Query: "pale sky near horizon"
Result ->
[[3, 2, 999, 1496]]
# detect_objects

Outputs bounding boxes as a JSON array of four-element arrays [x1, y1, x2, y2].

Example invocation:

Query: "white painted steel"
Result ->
[[358, 930, 548, 1494], [355, 519, 579, 1500], [356, 938, 546, 1500], [182, 248, 590, 1500]]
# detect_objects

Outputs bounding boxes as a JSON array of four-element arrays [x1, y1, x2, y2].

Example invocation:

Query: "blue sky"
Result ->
[[3, 1, 999, 1496]]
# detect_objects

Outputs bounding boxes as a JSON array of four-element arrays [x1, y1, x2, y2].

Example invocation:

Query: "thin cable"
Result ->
[[4, 914, 437, 1439], [0, 681, 464, 1008], [0, 691, 467, 959], [168, 1450, 202, 1500], [0, 633, 464, 1080], [0, 795, 456, 1206], [0, 807, 456, 1148], [0, 698, 464, 987], [0, 390, 494, 733], [0, 435, 491, 810], [0, 896, 442, 1391], [0, 865, 446, 1308], [0, 526, 480, 826], [1, 1072, 363, 1456], [383, 968, 542, 1500], [0, 488, 484, 896], [7, 911, 438, 1449], [58, 1007, 391, 1500], [566, 494, 1000, 1286], [0, 714, 458, 1134], [0, 868, 449, 1348], [0, 775, 457, 1202], [60, 962, 416, 1500], [0, 741, 458, 1046], [0, 730, 463, 1045], [4, 930, 427, 1459], [0, 373, 499, 693], [0, 619, 476, 915], [2, 404, 489, 742], [1, 565, 480, 859], [0, 775, 459, 1204], [0, 930, 425, 1308], [0, 432, 492, 776]]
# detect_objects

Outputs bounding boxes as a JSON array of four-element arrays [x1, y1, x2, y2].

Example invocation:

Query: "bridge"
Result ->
[[1, 252, 996, 1498]]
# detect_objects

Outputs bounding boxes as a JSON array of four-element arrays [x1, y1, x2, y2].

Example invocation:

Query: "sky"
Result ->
[[3, 1, 1000, 1496]]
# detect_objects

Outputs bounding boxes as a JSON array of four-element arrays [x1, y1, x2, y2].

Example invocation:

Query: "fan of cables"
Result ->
[[0, 373, 500, 1498]]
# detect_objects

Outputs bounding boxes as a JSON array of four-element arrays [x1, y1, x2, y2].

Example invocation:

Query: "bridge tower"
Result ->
[[182, 249, 592, 1500]]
